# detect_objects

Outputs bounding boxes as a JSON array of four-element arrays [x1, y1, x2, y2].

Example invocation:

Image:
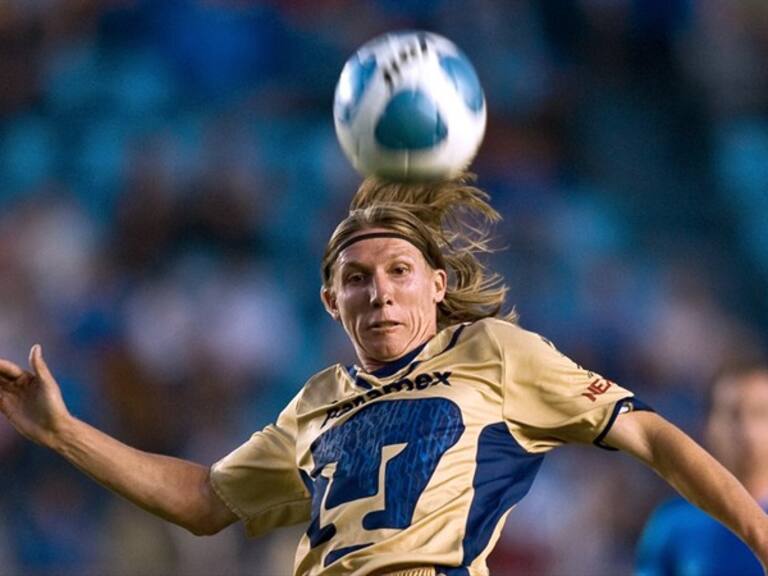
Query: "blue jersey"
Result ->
[[636, 497, 765, 576]]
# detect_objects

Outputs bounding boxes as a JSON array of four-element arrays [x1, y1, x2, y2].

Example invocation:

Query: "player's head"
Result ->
[[321, 173, 514, 370], [705, 360, 768, 479]]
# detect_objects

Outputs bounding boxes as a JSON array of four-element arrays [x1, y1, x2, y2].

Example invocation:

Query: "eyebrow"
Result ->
[[338, 252, 419, 270]]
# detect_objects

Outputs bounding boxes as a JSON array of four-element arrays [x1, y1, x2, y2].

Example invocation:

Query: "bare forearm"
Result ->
[[49, 415, 219, 534], [1, 349, 235, 535], [649, 421, 767, 555], [608, 412, 768, 565]]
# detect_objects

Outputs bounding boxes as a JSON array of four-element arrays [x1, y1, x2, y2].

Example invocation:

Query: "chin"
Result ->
[[367, 340, 409, 362]]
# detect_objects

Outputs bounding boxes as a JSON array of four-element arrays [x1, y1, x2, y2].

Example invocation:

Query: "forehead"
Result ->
[[337, 235, 426, 268], [714, 371, 768, 406]]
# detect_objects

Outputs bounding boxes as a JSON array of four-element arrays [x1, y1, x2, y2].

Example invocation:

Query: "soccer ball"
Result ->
[[333, 31, 486, 181]]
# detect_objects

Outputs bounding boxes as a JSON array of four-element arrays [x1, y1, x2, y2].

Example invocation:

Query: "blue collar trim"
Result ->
[[347, 323, 468, 382], [371, 341, 428, 378]]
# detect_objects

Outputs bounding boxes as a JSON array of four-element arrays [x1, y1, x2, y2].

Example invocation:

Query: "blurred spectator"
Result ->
[[636, 360, 768, 575]]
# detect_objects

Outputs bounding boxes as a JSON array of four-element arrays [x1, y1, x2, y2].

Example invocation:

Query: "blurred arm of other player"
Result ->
[[0, 344, 238, 536], [604, 406, 768, 572]]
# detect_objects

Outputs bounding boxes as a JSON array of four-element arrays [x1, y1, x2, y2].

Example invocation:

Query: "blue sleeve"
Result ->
[[636, 500, 680, 576]]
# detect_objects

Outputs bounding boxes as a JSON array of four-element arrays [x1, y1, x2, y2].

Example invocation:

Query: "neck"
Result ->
[[360, 346, 420, 374], [736, 463, 768, 503], [358, 333, 435, 373]]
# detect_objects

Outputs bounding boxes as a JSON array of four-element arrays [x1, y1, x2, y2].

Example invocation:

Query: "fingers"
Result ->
[[0, 345, 52, 389], [0, 370, 31, 401], [0, 358, 25, 381], [0, 345, 51, 390], [29, 344, 53, 383]]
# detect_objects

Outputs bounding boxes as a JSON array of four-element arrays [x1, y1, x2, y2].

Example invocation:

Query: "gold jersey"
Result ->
[[211, 318, 640, 576]]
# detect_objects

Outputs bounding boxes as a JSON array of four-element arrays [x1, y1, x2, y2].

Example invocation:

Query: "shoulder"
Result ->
[[466, 316, 526, 345], [644, 497, 708, 533], [636, 497, 691, 572], [447, 319, 566, 383], [438, 317, 525, 361], [473, 317, 545, 344], [649, 497, 696, 521], [639, 497, 692, 548], [473, 317, 560, 362], [295, 364, 349, 414], [639, 496, 727, 560]]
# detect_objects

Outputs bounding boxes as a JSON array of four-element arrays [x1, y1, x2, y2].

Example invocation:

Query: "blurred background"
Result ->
[[1, 0, 767, 574]]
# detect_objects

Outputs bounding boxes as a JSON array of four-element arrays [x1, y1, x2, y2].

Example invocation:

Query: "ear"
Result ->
[[433, 269, 447, 303], [321, 287, 341, 321]]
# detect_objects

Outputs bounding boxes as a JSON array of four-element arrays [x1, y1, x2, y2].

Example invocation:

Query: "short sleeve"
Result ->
[[210, 394, 311, 537], [488, 320, 635, 451]]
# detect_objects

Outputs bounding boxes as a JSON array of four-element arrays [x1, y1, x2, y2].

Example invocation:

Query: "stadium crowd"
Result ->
[[1, 1, 767, 574]]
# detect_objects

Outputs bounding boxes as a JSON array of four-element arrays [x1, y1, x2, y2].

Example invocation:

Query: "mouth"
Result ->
[[368, 320, 402, 331]]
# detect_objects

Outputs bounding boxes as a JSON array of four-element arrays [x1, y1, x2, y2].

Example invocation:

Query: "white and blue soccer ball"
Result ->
[[333, 31, 486, 181]]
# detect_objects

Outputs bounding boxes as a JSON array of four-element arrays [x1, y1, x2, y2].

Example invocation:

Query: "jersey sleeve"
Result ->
[[488, 320, 637, 451], [209, 393, 311, 537]]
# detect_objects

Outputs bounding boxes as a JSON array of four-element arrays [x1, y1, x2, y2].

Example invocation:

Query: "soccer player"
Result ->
[[636, 361, 768, 576], [1, 175, 767, 576]]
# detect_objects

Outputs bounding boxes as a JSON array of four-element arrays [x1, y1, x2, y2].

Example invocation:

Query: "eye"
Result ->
[[344, 272, 366, 284], [391, 263, 411, 275]]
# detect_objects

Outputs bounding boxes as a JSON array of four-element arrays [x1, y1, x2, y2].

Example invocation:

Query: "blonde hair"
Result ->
[[322, 173, 517, 329]]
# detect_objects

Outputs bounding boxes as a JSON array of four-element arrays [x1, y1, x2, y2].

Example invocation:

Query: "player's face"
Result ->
[[706, 371, 768, 474], [322, 232, 447, 372]]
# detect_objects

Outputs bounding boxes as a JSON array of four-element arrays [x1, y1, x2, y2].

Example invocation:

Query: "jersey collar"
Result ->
[[346, 340, 428, 382], [346, 322, 468, 382], [369, 341, 429, 378]]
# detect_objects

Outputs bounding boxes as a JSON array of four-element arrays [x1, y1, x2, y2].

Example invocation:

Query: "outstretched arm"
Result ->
[[605, 410, 768, 572], [0, 345, 238, 536]]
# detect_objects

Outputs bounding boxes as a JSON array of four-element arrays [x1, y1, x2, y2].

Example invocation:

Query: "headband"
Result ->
[[334, 231, 420, 256], [327, 231, 445, 277]]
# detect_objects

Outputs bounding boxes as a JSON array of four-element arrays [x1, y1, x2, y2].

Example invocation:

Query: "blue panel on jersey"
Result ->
[[299, 469, 314, 497], [335, 54, 377, 125], [324, 543, 373, 567], [439, 422, 544, 575], [307, 474, 336, 547], [439, 54, 484, 112], [306, 398, 465, 550], [374, 89, 447, 150]]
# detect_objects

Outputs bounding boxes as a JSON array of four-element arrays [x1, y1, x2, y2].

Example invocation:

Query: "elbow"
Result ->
[[186, 521, 223, 537], [182, 512, 228, 536], [180, 505, 236, 537], [179, 470, 237, 536]]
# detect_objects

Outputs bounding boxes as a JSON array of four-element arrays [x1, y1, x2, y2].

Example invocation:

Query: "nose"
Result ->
[[369, 271, 394, 308]]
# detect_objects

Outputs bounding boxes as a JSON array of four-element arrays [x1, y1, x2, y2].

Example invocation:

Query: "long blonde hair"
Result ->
[[322, 173, 516, 329]]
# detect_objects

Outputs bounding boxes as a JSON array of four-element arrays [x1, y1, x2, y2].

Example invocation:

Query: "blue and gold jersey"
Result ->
[[211, 318, 637, 576]]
